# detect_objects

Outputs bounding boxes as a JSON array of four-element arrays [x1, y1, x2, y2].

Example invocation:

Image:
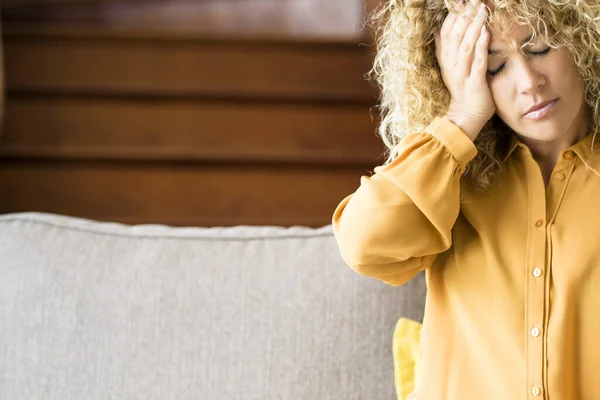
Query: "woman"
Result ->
[[332, 0, 600, 399]]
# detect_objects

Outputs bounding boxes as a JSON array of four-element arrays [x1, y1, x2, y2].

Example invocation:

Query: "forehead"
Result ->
[[487, 19, 536, 56], [488, 20, 533, 48]]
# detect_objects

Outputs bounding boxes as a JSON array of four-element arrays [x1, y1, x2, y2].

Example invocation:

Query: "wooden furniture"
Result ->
[[0, 0, 384, 226]]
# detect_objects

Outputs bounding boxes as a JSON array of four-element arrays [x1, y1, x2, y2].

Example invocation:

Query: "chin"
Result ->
[[515, 119, 567, 142]]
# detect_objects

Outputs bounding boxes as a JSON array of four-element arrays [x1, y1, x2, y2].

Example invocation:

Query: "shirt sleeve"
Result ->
[[332, 117, 478, 286]]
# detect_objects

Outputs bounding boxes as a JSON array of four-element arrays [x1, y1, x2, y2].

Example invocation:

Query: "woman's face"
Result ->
[[486, 20, 588, 144]]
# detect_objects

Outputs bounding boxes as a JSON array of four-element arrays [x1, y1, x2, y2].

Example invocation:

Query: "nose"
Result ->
[[514, 55, 545, 94]]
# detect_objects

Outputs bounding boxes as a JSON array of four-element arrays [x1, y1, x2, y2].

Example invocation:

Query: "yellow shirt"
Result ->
[[332, 116, 600, 400]]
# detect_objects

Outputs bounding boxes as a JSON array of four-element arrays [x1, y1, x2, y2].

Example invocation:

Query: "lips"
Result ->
[[524, 99, 558, 116]]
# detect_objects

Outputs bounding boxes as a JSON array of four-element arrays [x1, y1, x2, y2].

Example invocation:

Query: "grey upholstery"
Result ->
[[0, 212, 426, 400]]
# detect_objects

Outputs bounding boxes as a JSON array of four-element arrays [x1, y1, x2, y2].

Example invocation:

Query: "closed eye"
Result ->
[[487, 48, 551, 76]]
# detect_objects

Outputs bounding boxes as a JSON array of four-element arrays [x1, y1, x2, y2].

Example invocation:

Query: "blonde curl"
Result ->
[[366, 0, 600, 192]]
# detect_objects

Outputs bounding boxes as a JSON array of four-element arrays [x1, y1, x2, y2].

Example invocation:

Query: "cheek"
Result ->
[[563, 68, 585, 98], [550, 51, 581, 92], [488, 81, 512, 116]]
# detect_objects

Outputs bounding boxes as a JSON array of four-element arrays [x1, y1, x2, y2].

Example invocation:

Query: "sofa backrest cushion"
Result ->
[[0, 212, 426, 400]]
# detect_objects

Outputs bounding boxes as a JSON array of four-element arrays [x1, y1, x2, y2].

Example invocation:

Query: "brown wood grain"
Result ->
[[2, 0, 369, 41], [0, 161, 373, 227], [3, 30, 377, 101], [0, 14, 4, 138], [0, 0, 383, 227], [2, 96, 383, 165]]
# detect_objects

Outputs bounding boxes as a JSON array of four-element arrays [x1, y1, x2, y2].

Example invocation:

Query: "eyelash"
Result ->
[[487, 48, 552, 76]]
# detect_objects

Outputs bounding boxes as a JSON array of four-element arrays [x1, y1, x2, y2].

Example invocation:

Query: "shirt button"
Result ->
[[531, 327, 541, 337], [554, 172, 565, 181], [533, 268, 543, 277], [564, 151, 574, 160], [531, 385, 541, 396], [535, 219, 544, 228]]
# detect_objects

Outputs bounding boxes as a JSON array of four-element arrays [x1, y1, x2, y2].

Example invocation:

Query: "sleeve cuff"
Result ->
[[424, 117, 478, 171]]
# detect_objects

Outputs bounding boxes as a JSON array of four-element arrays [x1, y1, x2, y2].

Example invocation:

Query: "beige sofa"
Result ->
[[0, 212, 426, 399]]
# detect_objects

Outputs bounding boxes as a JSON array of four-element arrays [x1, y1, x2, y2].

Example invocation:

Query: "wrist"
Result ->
[[442, 113, 487, 142]]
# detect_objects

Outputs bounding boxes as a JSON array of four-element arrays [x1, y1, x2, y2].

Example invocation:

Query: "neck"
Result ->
[[519, 111, 589, 167]]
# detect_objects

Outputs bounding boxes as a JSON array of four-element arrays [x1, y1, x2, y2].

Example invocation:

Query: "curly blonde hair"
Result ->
[[367, 0, 600, 192]]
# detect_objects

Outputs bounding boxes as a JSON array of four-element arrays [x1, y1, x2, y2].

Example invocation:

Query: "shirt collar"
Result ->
[[501, 134, 523, 163], [502, 132, 600, 176], [570, 134, 600, 176]]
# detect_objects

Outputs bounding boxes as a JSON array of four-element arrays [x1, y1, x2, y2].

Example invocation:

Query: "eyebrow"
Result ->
[[488, 34, 533, 56]]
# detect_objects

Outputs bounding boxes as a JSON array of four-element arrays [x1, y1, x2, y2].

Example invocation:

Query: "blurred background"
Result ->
[[0, 0, 384, 227]]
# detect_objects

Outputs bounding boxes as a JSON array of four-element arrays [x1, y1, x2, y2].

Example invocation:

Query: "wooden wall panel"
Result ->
[[4, 32, 376, 100], [0, 161, 369, 227], [0, 0, 383, 227], [0, 15, 4, 137], [2, 97, 383, 165], [2, 0, 367, 41]]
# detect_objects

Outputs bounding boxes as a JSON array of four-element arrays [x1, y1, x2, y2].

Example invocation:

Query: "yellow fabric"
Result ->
[[332, 117, 600, 399], [393, 318, 422, 400]]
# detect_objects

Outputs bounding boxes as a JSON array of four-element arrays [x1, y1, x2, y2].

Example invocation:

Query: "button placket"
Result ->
[[538, 161, 575, 397], [552, 150, 576, 185], [550, 151, 575, 187], [525, 149, 574, 398], [527, 261, 546, 399], [525, 155, 548, 400]]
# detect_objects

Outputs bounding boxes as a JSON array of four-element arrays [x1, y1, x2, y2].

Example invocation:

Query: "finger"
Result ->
[[460, 3, 488, 74], [437, 7, 463, 66], [440, 5, 461, 41], [448, 1, 480, 63], [436, 2, 466, 69], [439, 1, 465, 48], [461, 2, 487, 49], [435, 31, 442, 64], [471, 25, 490, 82]]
